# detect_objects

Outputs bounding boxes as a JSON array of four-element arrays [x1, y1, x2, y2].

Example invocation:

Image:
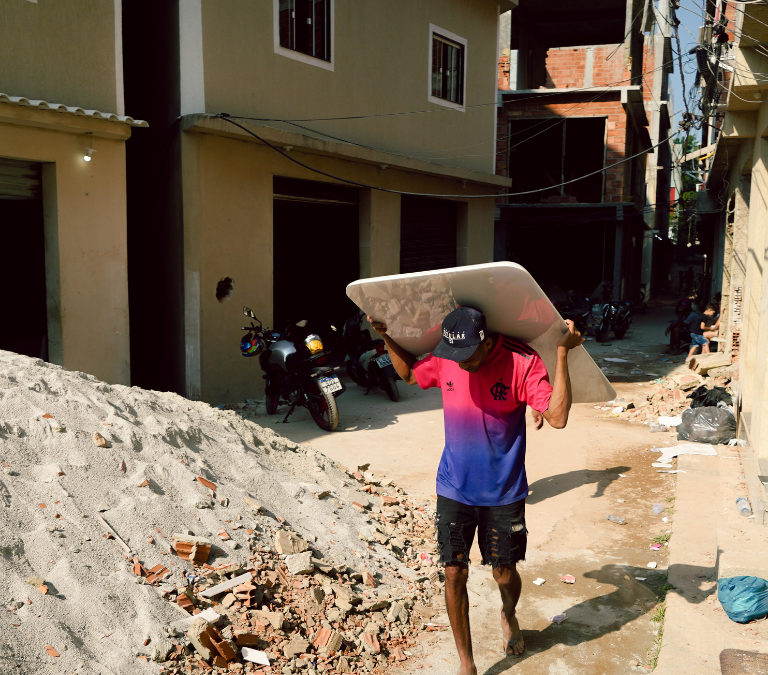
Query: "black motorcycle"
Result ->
[[342, 313, 400, 402], [596, 299, 633, 342], [240, 307, 345, 431]]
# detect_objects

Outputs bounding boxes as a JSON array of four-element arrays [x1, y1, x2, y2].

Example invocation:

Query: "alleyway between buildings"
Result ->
[[235, 302, 768, 674]]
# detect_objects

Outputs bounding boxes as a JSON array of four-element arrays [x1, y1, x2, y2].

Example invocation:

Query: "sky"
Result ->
[[668, 0, 709, 136]]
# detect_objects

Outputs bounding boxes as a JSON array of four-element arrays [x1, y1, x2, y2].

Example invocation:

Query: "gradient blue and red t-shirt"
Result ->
[[413, 336, 553, 507]]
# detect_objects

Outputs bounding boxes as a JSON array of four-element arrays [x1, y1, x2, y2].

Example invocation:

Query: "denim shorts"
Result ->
[[691, 333, 709, 346], [435, 495, 527, 568]]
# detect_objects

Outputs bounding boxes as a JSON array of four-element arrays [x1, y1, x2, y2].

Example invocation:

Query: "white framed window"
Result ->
[[274, 0, 334, 72], [428, 24, 466, 111]]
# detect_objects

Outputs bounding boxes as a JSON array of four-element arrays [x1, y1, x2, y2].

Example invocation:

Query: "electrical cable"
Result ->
[[216, 112, 684, 199]]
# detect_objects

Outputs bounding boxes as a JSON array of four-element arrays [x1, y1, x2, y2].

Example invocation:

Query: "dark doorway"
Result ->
[[506, 116, 605, 204], [400, 195, 458, 273], [0, 198, 48, 359], [273, 177, 360, 356]]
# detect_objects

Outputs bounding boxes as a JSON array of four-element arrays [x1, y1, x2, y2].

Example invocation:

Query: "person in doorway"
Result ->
[[369, 307, 583, 671], [701, 304, 720, 352], [685, 304, 710, 363]]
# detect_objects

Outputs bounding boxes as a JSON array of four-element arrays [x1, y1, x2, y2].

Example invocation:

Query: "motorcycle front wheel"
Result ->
[[613, 322, 629, 339], [345, 360, 365, 386], [596, 318, 613, 343], [306, 386, 339, 432], [378, 369, 400, 402]]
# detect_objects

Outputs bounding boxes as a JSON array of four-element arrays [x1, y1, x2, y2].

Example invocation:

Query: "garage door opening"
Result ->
[[273, 177, 360, 357], [400, 195, 458, 273], [0, 158, 49, 360]]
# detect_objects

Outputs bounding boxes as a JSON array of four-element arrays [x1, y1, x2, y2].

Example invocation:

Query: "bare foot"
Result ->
[[500, 606, 525, 656], [457, 664, 478, 675]]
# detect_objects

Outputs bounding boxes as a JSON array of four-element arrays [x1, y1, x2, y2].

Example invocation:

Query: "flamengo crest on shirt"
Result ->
[[490, 379, 509, 401]]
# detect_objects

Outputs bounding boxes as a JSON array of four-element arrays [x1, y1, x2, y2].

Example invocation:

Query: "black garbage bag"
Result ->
[[677, 406, 737, 444], [687, 385, 733, 408]]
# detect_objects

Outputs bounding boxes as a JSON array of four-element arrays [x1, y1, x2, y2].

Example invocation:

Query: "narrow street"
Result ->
[[238, 303, 687, 674]]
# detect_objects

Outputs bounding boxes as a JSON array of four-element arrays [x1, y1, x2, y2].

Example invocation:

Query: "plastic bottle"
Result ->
[[653, 504, 664, 515], [606, 515, 627, 525], [736, 497, 753, 517], [649, 423, 667, 433]]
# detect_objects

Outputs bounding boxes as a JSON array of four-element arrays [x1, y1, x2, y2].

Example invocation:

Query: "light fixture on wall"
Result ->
[[84, 132, 95, 162]]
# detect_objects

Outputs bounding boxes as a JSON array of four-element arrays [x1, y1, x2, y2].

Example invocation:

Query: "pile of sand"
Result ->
[[0, 351, 440, 674]]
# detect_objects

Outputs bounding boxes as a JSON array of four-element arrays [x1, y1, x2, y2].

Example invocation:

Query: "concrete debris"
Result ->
[[284, 550, 314, 575], [274, 530, 309, 555], [92, 432, 109, 448], [0, 350, 440, 673]]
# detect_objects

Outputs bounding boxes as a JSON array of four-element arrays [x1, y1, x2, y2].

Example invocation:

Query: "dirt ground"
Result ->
[[235, 303, 686, 674]]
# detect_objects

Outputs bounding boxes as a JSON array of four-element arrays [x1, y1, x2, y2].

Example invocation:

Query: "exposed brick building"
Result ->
[[495, 0, 674, 301]]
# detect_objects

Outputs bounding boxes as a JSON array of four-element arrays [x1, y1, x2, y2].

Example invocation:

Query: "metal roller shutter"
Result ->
[[400, 195, 457, 273], [0, 158, 42, 200]]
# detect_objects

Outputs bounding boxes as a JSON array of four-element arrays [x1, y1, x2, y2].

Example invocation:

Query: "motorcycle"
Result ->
[[240, 307, 345, 431], [342, 313, 400, 402], [596, 299, 633, 342], [553, 295, 592, 334]]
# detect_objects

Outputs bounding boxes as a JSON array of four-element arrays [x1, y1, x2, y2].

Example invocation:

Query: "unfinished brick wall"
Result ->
[[496, 99, 630, 202], [543, 45, 631, 89], [499, 53, 511, 91]]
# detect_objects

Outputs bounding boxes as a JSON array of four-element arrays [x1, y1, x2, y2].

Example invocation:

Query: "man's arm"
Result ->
[[368, 317, 418, 385], [542, 320, 584, 429]]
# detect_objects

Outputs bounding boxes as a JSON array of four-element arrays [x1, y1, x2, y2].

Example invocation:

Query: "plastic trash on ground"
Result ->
[[647, 562, 658, 568], [533, 578, 546, 586], [559, 575, 576, 584], [688, 385, 733, 409], [606, 515, 627, 525], [649, 423, 668, 433], [677, 407, 737, 445], [653, 442, 717, 464], [736, 497, 753, 517], [718, 576, 768, 623], [548, 614, 567, 624], [653, 504, 664, 514], [658, 416, 683, 427]]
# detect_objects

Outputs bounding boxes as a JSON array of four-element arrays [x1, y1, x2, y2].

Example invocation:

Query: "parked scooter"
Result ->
[[342, 313, 400, 401], [239, 307, 345, 431]]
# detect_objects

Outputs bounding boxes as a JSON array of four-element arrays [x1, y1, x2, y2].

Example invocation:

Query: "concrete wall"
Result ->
[[0, 0, 121, 113], [181, 129, 497, 403], [198, 0, 500, 174], [0, 116, 131, 385]]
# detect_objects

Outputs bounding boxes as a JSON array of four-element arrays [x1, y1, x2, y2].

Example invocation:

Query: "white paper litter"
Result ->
[[652, 463, 674, 468], [657, 470, 686, 473], [241, 647, 271, 665], [653, 443, 717, 464], [647, 562, 658, 568], [728, 439, 747, 447], [533, 578, 546, 586], [657, 416, 683, 427], [635, 577, 647, 581], [604, 358, 629, 363]]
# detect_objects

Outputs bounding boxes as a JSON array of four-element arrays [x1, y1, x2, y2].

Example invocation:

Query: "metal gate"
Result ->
[[0, 157, 42, 200], [400, 195, 457, 273]]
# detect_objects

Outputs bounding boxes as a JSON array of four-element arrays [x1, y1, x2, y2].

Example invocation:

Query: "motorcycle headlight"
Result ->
[[305, 334, 324, 354]]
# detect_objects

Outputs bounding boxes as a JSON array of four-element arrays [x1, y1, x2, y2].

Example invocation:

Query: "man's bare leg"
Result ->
[[445, 563, 477, 675], [494, 565, 524, 656]]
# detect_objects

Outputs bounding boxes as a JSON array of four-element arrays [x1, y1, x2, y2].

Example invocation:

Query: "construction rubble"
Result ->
[[0, 350, 444, 675]]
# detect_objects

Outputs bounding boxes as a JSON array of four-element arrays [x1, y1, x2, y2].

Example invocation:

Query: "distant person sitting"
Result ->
[[664, 309, 689, 355], [685, 306, 710, 363], [701, 304, 720, 352]]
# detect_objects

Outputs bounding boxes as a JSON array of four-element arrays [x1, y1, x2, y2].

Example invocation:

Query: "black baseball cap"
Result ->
[[433, 306, 488, 362]]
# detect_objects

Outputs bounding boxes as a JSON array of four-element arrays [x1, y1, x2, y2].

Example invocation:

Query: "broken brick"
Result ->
[[394, 647, 407, 661], [42, 414, 53, 419], [172, 533, 212, 563], [93, 432, 108, 448], [45, 646, 59, 657], [38, 503, 46, 508], [313, 627, 331, 648], [234, 631, 261, 646], [197, 476, 217, 491], [217, 529, 230, 541], [362, 632, 380, 653], [37, 585, 48, 595]]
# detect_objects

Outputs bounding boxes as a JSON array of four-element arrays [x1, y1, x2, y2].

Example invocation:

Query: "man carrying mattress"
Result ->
[[369, 306, 582, 673]]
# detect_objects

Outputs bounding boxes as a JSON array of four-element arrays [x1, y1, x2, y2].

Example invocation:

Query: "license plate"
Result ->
[[319, 376, 342, 393], [375, 353, 392, 367]]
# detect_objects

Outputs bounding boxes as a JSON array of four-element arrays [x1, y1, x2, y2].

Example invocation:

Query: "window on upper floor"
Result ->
[[278, 0, 331, 63], [429, 25, 466, 110]]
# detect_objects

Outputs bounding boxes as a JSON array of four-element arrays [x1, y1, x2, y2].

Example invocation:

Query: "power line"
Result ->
[[216, 113, 683, 199]]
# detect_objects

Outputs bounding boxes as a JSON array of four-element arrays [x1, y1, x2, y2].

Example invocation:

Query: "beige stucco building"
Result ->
[[124, 0, 513, 403], [703, 3, 768, 478], [0, 0, 145, 385]]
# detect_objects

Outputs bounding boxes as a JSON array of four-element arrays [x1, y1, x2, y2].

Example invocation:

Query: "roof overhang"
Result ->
[[488, 0, 518, 10], [181, 114, 512, 189], [510, 0, 641, 48], [497, 201, 646, 224]]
